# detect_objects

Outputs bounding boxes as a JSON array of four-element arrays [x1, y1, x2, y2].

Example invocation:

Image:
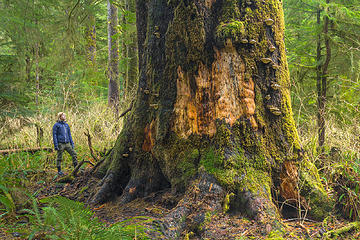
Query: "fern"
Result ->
[[0, 183, 16, 218], [26, 196, 152, 239]]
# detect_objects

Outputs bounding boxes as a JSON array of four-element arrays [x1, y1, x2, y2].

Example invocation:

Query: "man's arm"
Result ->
[[52, 124, 58, 150]]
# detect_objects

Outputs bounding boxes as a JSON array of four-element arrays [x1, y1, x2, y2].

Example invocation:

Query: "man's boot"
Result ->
[[57, 166, 64, 176]]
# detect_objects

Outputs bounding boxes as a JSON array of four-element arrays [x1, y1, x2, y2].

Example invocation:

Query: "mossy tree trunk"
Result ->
[[90, 0, 332, 234]]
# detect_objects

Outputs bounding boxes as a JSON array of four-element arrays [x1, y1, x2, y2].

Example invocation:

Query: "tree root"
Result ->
[[156, 171, 225, 239], [90, 172, 122, 204]]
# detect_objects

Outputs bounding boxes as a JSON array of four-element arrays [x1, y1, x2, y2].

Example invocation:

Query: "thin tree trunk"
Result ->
[[25, 55, 32, 83], [317, 1, 331, 149], [316, 8, 323, 149], [107, 0, 120, 114], [35, 42, 40, 107], [86, 15, 96, 67]]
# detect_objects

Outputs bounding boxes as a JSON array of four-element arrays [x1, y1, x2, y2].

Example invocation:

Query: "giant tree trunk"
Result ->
[[91, 0, 332, 235]]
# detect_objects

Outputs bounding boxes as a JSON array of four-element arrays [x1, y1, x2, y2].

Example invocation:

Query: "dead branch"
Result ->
[[119, 101, 133, 118], [72, 160, 95, 177], [84, 129, 99, 162], [90, 147, 112, 174], [57, 160, 95, 183], [0, 147, 53, 155]]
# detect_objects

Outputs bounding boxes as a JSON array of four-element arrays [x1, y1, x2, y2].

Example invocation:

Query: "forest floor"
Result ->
[[1, 166, 359, 240]]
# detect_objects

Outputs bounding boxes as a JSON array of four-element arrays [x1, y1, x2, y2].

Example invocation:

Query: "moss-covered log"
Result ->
[[89, 0, 333, 235]]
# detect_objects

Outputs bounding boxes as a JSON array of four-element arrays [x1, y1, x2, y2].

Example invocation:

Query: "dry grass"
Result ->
[[0, 102, 124, 158]]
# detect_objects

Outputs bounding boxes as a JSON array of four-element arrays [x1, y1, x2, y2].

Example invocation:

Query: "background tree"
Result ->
[[107, 0, 120, 113], [285, 0, 360, 151], [85, 13, 97, 67], [90, 0, 331, 235], [0, 0, 110, 118], [119, 0, 138, 97]]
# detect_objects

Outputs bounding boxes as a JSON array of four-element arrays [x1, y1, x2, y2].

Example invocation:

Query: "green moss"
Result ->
[[198, 125, 272, 200], [266, 230, 285, 240], [220, 0, 241, 21], [152, 134, 202, 191], [299, 159, 334, 220], [223, 193, 235, 213], [216, 20, 245, 43]]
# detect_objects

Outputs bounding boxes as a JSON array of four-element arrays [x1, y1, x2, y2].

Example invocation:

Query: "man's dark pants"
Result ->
[[56, 142, 77, 169]]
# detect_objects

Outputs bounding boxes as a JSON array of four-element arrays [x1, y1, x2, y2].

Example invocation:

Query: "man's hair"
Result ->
[[57, 112, 65, 120]]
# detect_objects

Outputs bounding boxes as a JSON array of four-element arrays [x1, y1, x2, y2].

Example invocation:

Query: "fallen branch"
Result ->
[[323, 221, 360, 239], [84, 129, 99, 162], [0, 147, 53, 155], [58, 160, 95, 183]]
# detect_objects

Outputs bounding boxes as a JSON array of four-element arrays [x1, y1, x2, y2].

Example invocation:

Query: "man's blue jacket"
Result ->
[[52, 121, 74, 150]]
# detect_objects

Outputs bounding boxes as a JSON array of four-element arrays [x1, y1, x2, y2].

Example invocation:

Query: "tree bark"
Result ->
[[85, 14, 97, 67], [107, 0, 120, 113], [89, 0, 332, 235], [317, 1, 331, 150]]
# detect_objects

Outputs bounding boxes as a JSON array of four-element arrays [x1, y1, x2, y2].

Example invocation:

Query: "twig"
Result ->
[[84, 129, 99, 162], [283, 218, 319, 223]]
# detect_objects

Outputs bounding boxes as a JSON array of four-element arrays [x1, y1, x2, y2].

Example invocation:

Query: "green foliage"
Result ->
[[284, 1, 360, 220], [332, 152, 360, 220], [285, 0, 360, 125], [0, 184, 16, 218], [0, 151, 49, 221], [20, 196, 151, 239]]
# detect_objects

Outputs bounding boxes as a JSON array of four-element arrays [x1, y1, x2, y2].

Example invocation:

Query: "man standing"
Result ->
[[52, 112, 77, 176]]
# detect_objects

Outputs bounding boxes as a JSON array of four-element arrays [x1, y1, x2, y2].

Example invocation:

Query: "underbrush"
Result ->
[[297, 116, 360, 221], [0, 152, 152, 239], [0, 98, 155, 239], [8, 196, 151, 239]]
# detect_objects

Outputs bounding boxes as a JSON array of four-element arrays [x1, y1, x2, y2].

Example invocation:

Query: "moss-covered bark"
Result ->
[[90, 0, 333, 233]]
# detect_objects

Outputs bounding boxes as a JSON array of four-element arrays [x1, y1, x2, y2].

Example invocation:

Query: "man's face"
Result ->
[[60, 114, 66, 121]]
